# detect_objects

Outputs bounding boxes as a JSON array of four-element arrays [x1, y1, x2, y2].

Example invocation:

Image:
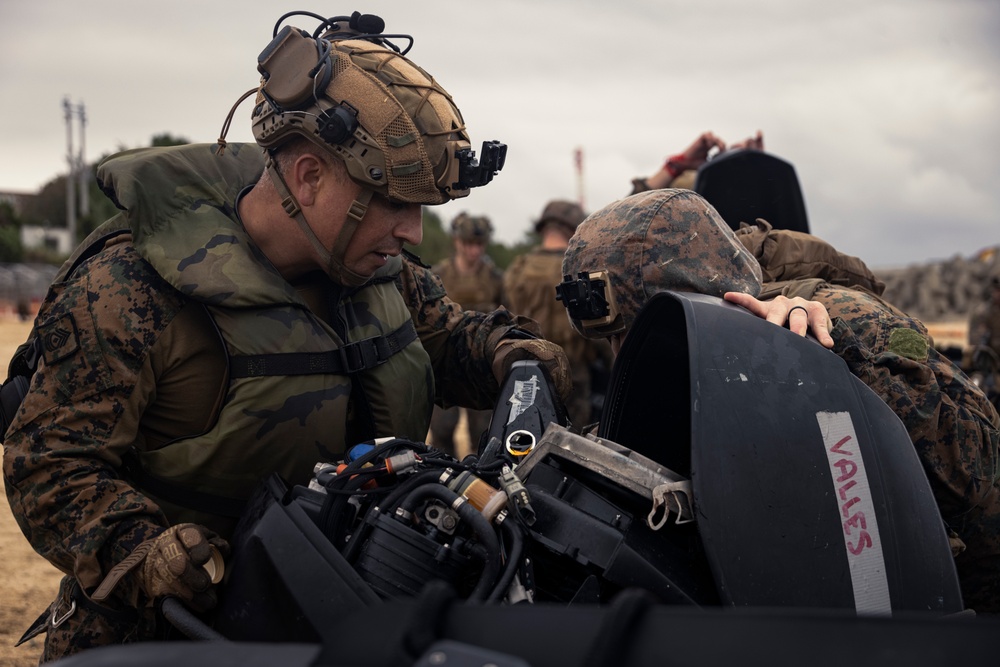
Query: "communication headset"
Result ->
[[255, 25, 357, 148]]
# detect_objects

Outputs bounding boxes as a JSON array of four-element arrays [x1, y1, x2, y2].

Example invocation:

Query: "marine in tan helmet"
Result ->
[[430, 212, 505, 456], [504, 199, 613, 432], [3, 11, 570, 660], [562, 188, 1000, 614]]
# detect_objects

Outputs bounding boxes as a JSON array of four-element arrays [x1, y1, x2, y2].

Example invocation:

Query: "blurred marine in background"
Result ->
[[968, 267, 1000, 411], [429, 213, 505, 456], [505, 200, 612, 432]]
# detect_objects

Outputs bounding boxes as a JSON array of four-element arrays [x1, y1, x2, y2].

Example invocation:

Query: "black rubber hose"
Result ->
[[341, 469, 443, 564], [399, 484, 501, 601], [487, 518, 526, 603], [321, 472, 371, 547], [159, 597, 226, 641]]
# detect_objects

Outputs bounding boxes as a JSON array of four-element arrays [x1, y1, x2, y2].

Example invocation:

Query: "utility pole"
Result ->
[[63, 97, 76, 241], [63, 97, 88, 242], [574, 147, 585, 211], [77, 103, 89, 218]]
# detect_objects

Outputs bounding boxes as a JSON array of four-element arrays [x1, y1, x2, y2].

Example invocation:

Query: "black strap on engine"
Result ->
[[228, 320, 418, 378]]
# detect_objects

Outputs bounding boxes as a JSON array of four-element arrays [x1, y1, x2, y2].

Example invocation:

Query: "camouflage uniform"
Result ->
[[968, 270, 1000, 384], [563, 191, 1000, 614], [969, 299, 1000, 355], [561, 190, 762, 340], [775, 282, 1000, 613], [429, 214, 505, 455], [505, 201, 612, 432], [968, 281, 1000, 413], [736, 223, 1000, 614], [3, 143, 540, 660], [432, 257, 504, 314]]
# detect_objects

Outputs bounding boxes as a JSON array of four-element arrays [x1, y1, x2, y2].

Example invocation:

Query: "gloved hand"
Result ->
[[135, 523, 230, 612], [492, 338, 572, 402]]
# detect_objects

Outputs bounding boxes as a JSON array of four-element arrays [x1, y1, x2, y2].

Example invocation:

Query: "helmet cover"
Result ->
[[251, 22, 478, 204], [562, 189, 763, 339], [535, 200, 587, 233], [451, 212, 493, 243]]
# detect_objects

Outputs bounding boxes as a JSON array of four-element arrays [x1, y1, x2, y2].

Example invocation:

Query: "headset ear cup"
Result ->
[[318, 105, 358, 145], [258, 29, 335, 111]]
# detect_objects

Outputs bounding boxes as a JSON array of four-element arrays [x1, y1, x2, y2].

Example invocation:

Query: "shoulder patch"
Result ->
[[38, 314, 81, 364], [887, 327, 929, 361]]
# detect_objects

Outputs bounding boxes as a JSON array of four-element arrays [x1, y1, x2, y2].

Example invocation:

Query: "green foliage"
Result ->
[[406, 209, 538, 270], [0, 203, 24, 261], [151, 133, 191, 147], [405, 208, 451, 266], [0, 200, 20, 228]]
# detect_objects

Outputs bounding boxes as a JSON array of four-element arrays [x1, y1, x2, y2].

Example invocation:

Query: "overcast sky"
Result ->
[[1, 0, 997, 269]]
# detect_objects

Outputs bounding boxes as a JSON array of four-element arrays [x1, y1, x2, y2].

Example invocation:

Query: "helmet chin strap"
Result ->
[[265, 155, 374, 287]]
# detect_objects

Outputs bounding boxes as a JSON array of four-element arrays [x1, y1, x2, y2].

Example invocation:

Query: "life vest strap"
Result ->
[[229, 320, 418, 378]]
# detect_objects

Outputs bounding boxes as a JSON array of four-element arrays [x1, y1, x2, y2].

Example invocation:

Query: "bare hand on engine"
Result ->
[[724, 292, 835, 348]]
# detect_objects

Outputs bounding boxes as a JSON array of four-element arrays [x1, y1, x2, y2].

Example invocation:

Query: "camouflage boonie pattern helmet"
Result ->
[[451, 212, 493, 243], [535, 200, 587, 233], [251, 21, 473, 204], [562, 189, 763, 339]]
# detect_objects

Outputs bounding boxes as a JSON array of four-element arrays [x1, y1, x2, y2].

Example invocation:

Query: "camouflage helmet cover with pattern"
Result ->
[[250, 14, 479, 204], [535, 200, 587, 233], [561, 189, 763, 339], [451, 212, 493, 243]]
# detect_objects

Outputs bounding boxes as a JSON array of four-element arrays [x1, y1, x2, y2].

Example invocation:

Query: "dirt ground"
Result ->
[[0, 318, 63, 667]]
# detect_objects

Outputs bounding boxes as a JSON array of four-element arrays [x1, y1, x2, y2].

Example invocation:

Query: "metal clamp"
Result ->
[[49, 599, 76, 629]]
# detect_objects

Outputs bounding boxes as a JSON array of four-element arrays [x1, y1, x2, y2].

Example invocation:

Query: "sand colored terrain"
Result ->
[[0, 318, 63, 667]]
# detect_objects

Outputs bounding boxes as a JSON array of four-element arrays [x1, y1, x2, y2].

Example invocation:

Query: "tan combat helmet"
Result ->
[[221, 11, 506, 285], [450, 212, 493, 243], [557, 189, 763, 340], [535, 200, 587, 234]]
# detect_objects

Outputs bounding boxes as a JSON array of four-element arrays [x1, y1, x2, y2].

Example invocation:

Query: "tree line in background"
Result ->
[[0, 134, 538, 269]]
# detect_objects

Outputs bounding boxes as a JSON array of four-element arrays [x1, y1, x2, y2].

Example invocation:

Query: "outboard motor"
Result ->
[[599, 291, 963, 614], [215, 292, 962, 640], [478, 359, 567, 469]]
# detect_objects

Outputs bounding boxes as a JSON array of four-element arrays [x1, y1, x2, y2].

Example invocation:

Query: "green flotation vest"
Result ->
[[98, 143, 434, 527]]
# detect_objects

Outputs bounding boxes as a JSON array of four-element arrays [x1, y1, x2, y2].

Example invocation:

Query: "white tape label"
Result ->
[[506, 375, 539, 424], [816, 411, 891, 615]]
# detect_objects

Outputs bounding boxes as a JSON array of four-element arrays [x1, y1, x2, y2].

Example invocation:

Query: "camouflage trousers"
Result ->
[[429, 406, 492, 458], [20, 575, 159, 663]]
